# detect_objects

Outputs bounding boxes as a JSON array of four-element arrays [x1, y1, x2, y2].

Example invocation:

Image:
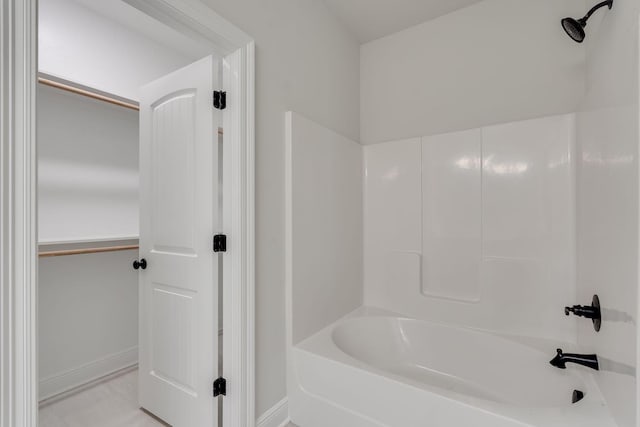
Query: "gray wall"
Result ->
[[37, 85, 139, 242], [37, 86, 139, 400], [39, 0, 205, 101], [201, 0, 361, 416], [360, 0, 586, 144], [38, 251, 138, 400]]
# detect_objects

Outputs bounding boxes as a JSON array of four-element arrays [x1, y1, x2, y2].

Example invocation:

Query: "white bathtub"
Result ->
[[288, 308, 616, 427]]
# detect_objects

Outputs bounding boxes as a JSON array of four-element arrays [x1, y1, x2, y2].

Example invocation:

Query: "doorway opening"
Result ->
[[37, 1, 221, 425], [0, 0, 255, 426]]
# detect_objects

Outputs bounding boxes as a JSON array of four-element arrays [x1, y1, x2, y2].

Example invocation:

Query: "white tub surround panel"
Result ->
[[481, 115, 576, 338], [286, 112, 363, 345], [422, 129, 482, 302], [575, 1, 640, 425], [577, 107, 638, 427], [363, 138, 422, 305], [364, 114, 577, 342]]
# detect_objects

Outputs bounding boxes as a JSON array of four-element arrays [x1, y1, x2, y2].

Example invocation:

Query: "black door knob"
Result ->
[[133, 258, 147, 270]]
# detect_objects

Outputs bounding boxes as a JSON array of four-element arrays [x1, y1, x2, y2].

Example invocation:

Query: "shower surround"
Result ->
[[286, 112, 619, 426], [363, 114, 576, 342]]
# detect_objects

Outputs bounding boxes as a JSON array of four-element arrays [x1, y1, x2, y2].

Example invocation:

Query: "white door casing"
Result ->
[[138, 55, 220, 427], [3, 1, 255, 426]]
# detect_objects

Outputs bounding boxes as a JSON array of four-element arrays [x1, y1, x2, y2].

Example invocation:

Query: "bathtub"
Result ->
[[288, 308, 616, 427]]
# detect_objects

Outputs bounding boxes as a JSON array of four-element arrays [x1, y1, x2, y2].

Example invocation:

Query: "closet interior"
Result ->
[[37, 0, 212, 423]]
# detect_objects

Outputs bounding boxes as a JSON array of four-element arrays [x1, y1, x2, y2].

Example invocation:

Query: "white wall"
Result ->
[[576, 1, 640, 426], [201, 0, 360, 415], [38, 251, 138, 400], [360, 0, 586, 144], [37, 86, 140, 399], [286, 112, 363, 345], [39, 0, 361, 415], [38, 85, 139, 242], [364, 114, 577, 342], [39, 0, 205, 101]]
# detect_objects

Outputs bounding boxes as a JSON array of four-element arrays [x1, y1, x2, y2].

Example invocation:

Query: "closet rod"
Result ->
[[37, 76, 226, 135], [39, 245, 139, 258], [38, 77, 140, 111]]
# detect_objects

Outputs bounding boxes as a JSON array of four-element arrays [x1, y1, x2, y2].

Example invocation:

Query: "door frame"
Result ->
[[0, 1, 255, 426]]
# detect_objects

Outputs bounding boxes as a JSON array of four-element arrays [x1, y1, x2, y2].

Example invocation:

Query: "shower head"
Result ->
[[561, 0, 613, 43], [561, 17, 586, 43]]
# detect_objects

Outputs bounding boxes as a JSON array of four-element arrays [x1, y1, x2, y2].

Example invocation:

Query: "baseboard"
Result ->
[[257, 397, 289, 427], [39, 346, 138, 402]]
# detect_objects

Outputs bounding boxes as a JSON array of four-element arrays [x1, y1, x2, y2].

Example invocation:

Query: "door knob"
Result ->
[[133, 258, 147, 270]]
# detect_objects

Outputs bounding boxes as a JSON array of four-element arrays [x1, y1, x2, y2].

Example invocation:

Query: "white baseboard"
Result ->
[[257, 397, 289, 427], [39, 346, 138, 402]]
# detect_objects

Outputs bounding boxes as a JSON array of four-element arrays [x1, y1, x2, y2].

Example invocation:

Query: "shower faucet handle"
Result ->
[[565, 305, 597, 318], [564, 294, 601, 332]]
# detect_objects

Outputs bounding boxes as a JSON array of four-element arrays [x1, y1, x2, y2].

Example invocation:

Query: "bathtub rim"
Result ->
[[288, 306, 616, 427]]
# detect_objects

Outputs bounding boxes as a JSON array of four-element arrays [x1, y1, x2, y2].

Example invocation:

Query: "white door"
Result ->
[[138, 55, 220, 427]]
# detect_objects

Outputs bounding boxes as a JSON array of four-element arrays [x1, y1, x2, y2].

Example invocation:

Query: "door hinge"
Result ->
[[213, 234, 227, 252], [213, 377, 226, 397], [213, 91, 226, 110]]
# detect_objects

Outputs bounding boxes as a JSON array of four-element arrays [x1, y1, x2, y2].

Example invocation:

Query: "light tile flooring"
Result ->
[[39, 369, 299, 427], [39, 369, 166, 427]]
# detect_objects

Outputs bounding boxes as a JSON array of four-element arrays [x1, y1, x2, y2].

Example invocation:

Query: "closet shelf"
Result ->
[[38, 237, 139, 258]]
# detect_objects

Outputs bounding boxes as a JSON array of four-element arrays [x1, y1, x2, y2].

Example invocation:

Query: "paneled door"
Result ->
[[138, 55, 220, 427]]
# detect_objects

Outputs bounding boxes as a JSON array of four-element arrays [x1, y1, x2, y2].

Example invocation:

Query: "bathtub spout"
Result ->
[[550, 348, 599, 370]]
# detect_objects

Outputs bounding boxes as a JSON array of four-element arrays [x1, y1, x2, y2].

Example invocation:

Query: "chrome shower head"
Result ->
[[561, 0, 613, 43]]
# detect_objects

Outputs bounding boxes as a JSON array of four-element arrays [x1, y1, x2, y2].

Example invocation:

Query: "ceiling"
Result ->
[[322, 0, 486, 42], [71, 0, 211, 59]]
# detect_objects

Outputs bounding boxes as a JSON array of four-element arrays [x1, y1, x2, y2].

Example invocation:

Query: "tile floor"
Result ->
[[39, 369, 166, 427], [39, 370, 298, 427]]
